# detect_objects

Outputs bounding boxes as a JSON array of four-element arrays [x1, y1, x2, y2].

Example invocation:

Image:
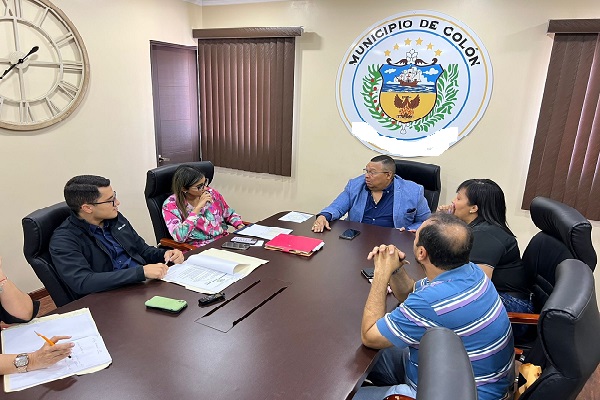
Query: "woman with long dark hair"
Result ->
[[162, 165, 245, 247], [438, 179, 533, 315]]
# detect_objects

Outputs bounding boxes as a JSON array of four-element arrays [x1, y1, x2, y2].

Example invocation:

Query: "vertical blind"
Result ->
[[195, 28, 301, 177], [522, 20, 600, 220]]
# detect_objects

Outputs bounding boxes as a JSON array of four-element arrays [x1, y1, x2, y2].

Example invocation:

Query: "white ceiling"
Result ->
[[183, 0, 287, 6]]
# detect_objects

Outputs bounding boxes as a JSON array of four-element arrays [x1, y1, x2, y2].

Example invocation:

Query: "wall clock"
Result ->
[[0, 0, 89, 131]]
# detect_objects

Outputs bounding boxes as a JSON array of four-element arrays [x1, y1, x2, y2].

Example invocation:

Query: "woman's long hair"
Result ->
[[457, 179, 515, 236], [171, 165, 206, 220]]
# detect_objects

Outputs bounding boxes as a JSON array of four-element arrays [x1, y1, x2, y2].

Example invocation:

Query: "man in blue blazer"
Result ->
[[312, 155, 430, 232]]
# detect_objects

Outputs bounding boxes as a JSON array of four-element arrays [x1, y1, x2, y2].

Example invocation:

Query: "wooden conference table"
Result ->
[[4, 212, 422, 400]]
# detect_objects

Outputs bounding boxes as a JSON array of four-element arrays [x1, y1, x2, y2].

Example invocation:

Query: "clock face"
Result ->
[[0, 0, 89, 131]]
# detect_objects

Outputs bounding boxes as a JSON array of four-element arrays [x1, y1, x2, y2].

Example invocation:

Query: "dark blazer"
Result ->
[[50, 212, 166, 298]]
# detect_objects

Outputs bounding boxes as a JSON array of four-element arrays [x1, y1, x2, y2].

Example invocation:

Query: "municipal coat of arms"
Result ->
[[336, 10, 493, 156]]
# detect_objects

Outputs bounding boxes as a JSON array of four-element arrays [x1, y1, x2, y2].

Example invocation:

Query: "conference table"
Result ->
[[3, 212, 423, 400]]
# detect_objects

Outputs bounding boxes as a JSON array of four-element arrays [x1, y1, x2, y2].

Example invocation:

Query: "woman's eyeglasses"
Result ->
[[190, 182, 207, 191]]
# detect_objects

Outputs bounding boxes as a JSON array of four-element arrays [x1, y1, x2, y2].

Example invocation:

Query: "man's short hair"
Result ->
[[416, 213, 473, 270], [64, 175, 110, 213], [370, 155, 396, 173]]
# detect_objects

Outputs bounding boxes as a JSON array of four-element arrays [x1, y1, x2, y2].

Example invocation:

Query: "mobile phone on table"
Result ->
[[361, 267, 375, 280], [340, 228, 361, 240], [145, 296, 188, 313], [221, 241, 250, 250], [230, 236, 258, 245]]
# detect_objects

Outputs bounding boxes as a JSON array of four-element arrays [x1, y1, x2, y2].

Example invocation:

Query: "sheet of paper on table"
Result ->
[[235, 224, 293, 240], [163, 249, 269, 293], [278, 211, 313, 223]]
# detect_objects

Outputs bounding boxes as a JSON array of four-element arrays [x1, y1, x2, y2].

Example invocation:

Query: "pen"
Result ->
[[35, 331, 72, 358]]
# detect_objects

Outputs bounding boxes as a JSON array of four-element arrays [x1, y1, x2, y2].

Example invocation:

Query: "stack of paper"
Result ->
[[2, 308, 112, 392], [264, 234, 324, 257], [163, 248, 269, 293]]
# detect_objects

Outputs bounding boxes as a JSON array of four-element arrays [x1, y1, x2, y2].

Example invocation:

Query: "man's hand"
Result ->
[[164, 249, 184, 265], [28, 336, 73, 371], [367, 244, 410, 279], [143, 263, 169, 279], [311, 215, 331, 233]]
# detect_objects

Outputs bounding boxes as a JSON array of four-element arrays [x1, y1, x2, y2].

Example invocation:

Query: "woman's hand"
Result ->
[[28, 336, 74, 371], [193, 191, 213, 212]]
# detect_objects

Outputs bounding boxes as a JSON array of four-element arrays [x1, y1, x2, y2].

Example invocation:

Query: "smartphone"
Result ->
[[145, 296, 188, 313], [340, 228, 361, 240], [221, 241, 250, 250], [361, 267, 374, 280]]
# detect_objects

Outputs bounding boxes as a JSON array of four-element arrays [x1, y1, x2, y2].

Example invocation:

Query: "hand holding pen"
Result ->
[[26, 332, 73, 371]]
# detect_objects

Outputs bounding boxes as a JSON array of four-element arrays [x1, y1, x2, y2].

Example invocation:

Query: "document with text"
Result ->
[[163, 249, 269, 293], [235, 224, 293, 240], [2, 308, 112, 392]]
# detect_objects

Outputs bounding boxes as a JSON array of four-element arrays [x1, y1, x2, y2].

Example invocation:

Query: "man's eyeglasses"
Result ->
[[363, 169, 389, 177], [90, 191, 117, 207], [190, 181, 207, 191]]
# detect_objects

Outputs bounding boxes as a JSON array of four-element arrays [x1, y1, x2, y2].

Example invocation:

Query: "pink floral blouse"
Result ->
[[162, 188, 244, 247]]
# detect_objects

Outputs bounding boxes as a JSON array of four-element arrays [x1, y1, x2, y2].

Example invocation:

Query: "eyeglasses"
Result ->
[[363, 169, 389, 177], [189, 181, 207, 191], [90, 191, 117, 207]]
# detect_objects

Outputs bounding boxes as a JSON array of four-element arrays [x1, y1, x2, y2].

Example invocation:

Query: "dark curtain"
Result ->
[[197, 35, 295, 177], [522, 21, 600, 220]]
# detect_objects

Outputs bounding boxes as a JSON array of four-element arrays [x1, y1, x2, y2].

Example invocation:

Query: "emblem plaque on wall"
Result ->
[[336, 10, 493, 156]]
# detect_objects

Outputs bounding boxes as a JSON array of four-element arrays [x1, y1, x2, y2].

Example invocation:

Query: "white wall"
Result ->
[[1, 0, 598, 306]]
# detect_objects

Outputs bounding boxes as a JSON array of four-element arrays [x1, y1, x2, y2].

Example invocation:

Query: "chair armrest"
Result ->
[[508, 312, 540, 325], [159, 238, 196, 252]]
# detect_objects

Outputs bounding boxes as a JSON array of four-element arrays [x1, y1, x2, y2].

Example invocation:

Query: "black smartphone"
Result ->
[[221, 241, 250, 250], [361, 267, 374, 280], [339, 228, 361, 240]]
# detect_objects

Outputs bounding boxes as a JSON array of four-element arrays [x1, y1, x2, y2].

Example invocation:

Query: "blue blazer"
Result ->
[[320, 175, 430, 230]]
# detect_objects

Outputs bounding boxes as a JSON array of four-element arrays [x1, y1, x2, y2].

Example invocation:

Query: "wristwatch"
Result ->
[[14, 353, 29, 373]]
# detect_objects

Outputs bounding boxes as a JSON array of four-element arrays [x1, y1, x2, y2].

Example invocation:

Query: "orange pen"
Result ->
[[35, 331, 71, 358]]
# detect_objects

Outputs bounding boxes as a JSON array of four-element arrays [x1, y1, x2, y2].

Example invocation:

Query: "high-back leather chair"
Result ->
[[22, 202, 77, 307], [383, 327, 478, 400], [517, 259, 600, 400], [394, 160, 441, 212], [144, 161, 214, 250], [523, 196, 596, 312], [416, 327, 478, 400]]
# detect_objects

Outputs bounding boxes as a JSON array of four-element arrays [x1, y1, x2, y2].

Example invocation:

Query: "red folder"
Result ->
[[264, 234, 324, 257]]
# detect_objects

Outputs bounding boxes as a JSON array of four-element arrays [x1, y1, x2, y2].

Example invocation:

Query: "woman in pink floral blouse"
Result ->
[[162, 165, 245, 247]]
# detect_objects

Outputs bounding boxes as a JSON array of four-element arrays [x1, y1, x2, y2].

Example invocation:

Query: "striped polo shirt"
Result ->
[[376, 262, 514, 400]]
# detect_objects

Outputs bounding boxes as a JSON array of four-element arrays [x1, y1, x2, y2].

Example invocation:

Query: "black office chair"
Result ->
[[416, 327, 478, 400], [394, 160, 441, 212], [513, 259, 600, 400], [522, 196, 596, 313], [22, 202, 77, 307], [383, 327, 478, 400], [144, 161, 214, 251]]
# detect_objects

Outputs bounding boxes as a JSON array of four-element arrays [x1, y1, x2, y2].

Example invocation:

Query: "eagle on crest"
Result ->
[[394, 94, 420, 119]]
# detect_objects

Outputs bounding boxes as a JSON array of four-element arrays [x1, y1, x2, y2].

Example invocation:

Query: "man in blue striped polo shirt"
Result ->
[[355, 213, 514, 400]]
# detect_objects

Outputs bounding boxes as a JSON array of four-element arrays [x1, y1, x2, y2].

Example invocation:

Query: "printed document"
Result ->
[[278, 211, 313, 223], [2, 308, 112, 392], [163, 249, 268, 293], [235, 224, 292, 240]]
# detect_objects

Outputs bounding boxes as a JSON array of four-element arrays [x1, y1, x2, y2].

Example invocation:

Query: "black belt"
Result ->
[[503, 291, 532, 301]]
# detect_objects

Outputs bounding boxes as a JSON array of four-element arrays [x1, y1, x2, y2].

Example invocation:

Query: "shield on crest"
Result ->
[[379, 54, 444, 124]]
